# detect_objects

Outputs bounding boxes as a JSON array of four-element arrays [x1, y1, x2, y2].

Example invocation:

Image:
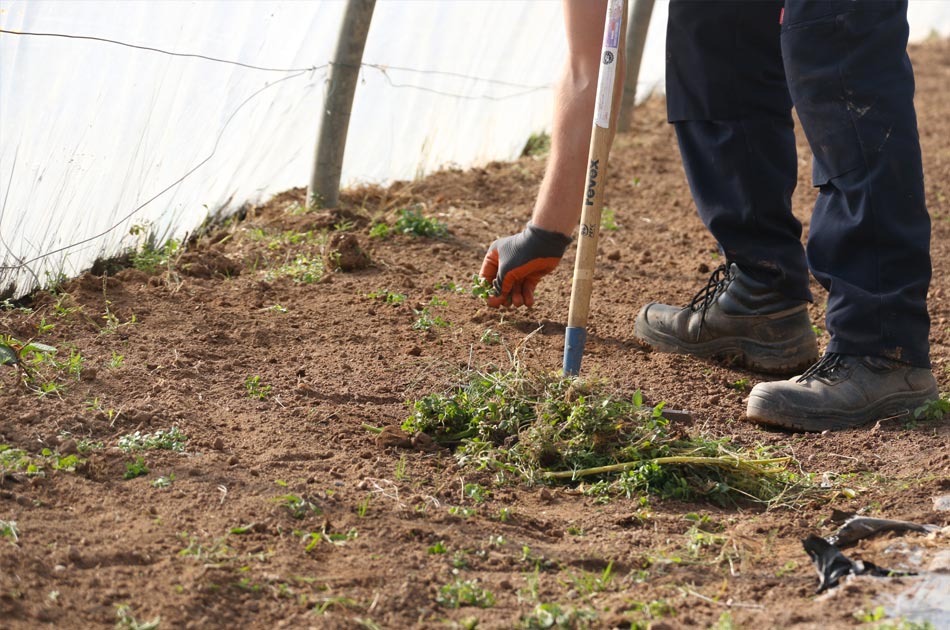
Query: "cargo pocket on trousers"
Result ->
[[781, 11, 865, 186]]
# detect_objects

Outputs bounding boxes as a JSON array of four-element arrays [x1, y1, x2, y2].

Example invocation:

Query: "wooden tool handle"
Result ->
[[564, 0, 627, 375]]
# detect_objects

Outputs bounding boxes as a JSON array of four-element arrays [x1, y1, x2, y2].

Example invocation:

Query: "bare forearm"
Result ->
[[531, 0, 619, 237]]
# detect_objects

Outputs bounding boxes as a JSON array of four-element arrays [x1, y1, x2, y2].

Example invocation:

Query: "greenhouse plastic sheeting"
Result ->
[[0, 0, 947, 298]]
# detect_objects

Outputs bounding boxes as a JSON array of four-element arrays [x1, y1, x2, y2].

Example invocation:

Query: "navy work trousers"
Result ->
[[666, 0, 932, 367]]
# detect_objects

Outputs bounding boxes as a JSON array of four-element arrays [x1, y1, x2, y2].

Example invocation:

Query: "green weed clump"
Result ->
[[402, 369, 810, 506], [131, 237, 181, 274], [393, 207, 448, 238]]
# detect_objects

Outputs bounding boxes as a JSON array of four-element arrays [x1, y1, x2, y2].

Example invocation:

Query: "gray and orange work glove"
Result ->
[[479, 224, 572, 308]]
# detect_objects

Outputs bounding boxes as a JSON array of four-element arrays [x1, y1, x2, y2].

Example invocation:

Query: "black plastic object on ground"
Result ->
[[801, 510, 940, 593], [827, 509, 939, 548], [802, 535, 914, 593]]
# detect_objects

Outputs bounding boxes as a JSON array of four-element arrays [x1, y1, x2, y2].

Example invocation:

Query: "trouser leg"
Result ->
[[782, 0, 931, 367], [666, 0, 810, 302]]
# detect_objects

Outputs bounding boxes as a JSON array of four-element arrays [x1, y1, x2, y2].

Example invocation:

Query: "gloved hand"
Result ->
[[479, 224, 572, 308]]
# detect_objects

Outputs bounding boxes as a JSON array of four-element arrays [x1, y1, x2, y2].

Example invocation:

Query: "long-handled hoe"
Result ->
[[563, 0, 627, 376]]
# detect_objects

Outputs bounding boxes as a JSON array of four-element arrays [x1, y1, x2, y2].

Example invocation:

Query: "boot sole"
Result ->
[[634, 311, 819, 375], [746, 386, 939, 432]]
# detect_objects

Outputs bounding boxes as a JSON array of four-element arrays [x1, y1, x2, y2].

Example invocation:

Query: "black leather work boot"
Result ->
[[634, 263, 819, 374], [746, 353, 939, 431]]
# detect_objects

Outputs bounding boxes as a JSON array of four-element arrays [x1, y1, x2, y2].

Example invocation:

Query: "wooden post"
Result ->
[[617, 0, 655, 132], [308, 0, 377, 209]]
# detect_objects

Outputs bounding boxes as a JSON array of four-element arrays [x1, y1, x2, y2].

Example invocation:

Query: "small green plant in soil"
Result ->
[[480, 328, 501, 345], [436, 578, 495, 609], [565, 561, 614, 598], [366, 290, 407, 305], [0, 445, 83, 477], [522, 132, 551, 157], [471, 275, 493, 300], [274, 494, 322, 519], [626, 599, 676, 630], [393, 207, 448, 238], [601, 207, 619, 231], [368, 222, 390, 239], [114, 603, 161, 630], [124, 457, 149, 480], [108, 351, 125, 370], [118, 427, 187, 452], [402, 368, 812, 506], [245, 375, 271, 400], [1, 337, 77, 394], [914, 393, 949, 421], [131, 235, 181, 274], [427, 541, 448, 554], [264, 255, 324, 284], [521, 602, 597, 630], [729, 378, 751, 392], [463, 482, 490, 503], [413, 296, 450, 331], [711, 611, 736, 630], [1, 519, 20, 543], [151, 474, 176, 489]]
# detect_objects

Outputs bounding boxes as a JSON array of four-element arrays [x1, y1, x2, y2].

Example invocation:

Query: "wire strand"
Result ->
[[3, 70, 312, 272], [0, 28, 318, 73], [0, 28, 563, 278]]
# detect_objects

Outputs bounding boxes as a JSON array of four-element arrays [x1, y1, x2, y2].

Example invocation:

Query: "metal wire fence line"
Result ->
[[0, 27, 570, 285]]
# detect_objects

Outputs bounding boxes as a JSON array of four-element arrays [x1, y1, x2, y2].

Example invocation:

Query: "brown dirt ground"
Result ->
[[2, 39, 949, 630]]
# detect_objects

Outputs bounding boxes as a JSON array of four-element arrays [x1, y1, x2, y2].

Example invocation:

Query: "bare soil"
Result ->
[[2, 39, 949, 630]]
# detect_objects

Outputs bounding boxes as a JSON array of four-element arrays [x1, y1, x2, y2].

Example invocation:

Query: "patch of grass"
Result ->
[[247, 228, 323, 251], [0, 445, 84, 477], [101, 301, 137, 335], [601, 207, 619, 231], [522, 132, 551, 157], [368, 222, 390, 239], [914, 393, 949, 422], [393, 207, 448, 238], [114, 603, 161, 630], [854, 606, 935, 630], [274, 494, 322, 520], [625, 599, 676, 629], [1, 337, 81, 395], [118, 427, 187, 453], [402, 368, 812, 506], [151, 474, 176, 489], [108, 351, 125, 370], [1, 519, 19, 543], [413, 296, 450, 331], [131, 236, 181, 274], [436, 578, 495, 609], [428, 541, 448, 554], [366, 290, 407, 305], [479, 328, 501, 345], [244, 375, 271, 400], [729, 378, 751, 392], [463, 482, 490, 504], [264, 255, 324, 284], [520, 602, 597, 629], [711, 611, 735, 630], [124, 457, 149, 480]]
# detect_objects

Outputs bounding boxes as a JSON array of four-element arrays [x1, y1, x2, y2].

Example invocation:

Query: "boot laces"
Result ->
[[797, 353, 846, 383], [687, 264, 732, 334], [688, 264, 732, 313]]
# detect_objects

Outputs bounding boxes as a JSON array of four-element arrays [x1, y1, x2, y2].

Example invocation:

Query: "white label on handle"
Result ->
[[594, 0, 624, 129]]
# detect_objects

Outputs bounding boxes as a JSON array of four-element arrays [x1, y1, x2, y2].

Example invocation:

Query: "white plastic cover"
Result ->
[[0, 0, 946, 297]]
